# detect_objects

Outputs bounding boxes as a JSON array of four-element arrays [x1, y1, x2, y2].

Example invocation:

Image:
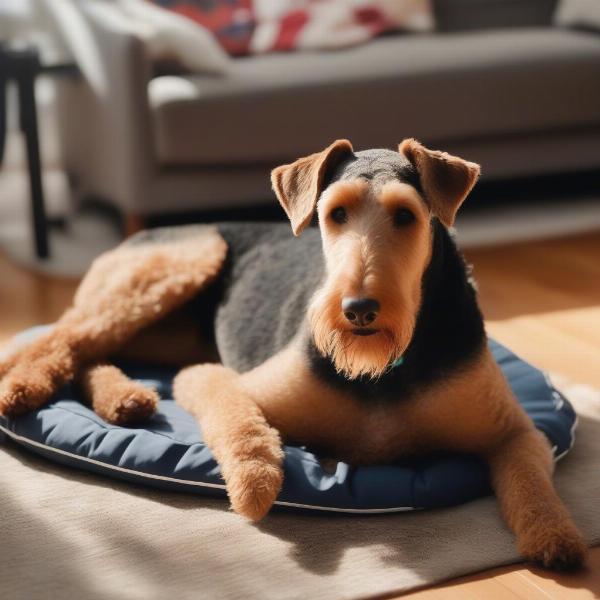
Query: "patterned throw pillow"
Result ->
[[118, 0, 231, 72], [150, 0, 434, 56], [151, 0, 254, 55]]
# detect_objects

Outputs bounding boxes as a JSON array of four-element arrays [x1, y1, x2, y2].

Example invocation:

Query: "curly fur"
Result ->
[[0, 226, 227, 417]]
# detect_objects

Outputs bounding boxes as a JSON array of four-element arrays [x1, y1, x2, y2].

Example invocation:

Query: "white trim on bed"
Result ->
[[0, 422, 418, 514]]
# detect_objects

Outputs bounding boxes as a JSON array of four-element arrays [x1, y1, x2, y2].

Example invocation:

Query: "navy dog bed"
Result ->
[[0, 327, 577, 513]]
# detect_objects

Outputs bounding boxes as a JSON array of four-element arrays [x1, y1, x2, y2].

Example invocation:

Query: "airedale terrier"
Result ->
[[0, 139, 586, 570]]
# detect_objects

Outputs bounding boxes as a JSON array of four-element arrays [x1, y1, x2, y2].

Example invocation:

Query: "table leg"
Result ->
[[0, 74, 6, 166], [17, 74, 49, 259]]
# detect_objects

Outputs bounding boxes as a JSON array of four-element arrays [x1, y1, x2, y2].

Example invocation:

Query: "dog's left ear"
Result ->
[[399, 138, 480, 227], [272, 139, 354, 235]]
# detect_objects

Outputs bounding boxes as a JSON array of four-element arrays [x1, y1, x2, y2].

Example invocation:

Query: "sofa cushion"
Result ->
[[148, 27, 600, 166]]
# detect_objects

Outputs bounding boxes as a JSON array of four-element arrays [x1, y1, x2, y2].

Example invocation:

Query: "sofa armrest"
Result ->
[[41, 0, 155, 213]]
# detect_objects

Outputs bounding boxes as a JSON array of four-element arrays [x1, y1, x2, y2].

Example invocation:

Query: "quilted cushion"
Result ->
[[0, 328, 577, 513]]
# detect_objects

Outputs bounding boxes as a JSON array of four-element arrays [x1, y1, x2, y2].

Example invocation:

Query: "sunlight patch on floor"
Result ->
[[487, 305, 600, 388]]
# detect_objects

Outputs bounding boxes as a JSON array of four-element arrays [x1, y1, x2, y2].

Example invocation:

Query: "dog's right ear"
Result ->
[[271, 139, 354, 236]]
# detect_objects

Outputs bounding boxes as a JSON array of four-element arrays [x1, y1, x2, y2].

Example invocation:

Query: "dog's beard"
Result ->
[[308, 289, 414, 380]]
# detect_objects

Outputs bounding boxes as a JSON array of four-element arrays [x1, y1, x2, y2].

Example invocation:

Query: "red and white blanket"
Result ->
[[151, 0, 433, 55]]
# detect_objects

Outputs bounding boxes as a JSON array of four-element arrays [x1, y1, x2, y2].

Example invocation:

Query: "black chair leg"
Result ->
[[17, 74, 49, 259], [0, 75, 6, 167]]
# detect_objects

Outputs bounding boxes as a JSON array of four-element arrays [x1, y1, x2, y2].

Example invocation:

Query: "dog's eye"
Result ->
[[393, 208, 415, 228], [331, 207, 348, 224]]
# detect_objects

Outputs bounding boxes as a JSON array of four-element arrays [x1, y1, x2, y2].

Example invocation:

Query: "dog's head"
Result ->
[[272, 139, 480, 379]]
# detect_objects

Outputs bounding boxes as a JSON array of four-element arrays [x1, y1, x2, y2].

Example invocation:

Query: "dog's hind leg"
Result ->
[[79, 362, 159, 425], [173, 363, 284, 521], [486, 428, 587, 570], [0, 227, 227, 417]]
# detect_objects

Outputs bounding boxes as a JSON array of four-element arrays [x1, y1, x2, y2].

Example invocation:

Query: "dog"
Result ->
[[0, 139, 586, 570]]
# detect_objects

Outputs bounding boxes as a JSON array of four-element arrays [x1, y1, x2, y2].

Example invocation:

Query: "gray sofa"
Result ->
[[43, 0, 600, 225]]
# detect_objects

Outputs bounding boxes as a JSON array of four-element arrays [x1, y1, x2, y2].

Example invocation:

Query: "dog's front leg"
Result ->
[[173, 364, 284, 521], [485, 428, 587, 570]]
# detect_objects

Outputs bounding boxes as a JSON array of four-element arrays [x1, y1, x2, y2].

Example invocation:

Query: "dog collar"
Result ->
[[389, 356, 404, 369]]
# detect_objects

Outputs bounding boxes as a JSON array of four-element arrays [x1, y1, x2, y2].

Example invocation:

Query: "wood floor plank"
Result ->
[[398, 576, 523, 600], [516, 548, 600, 600], [494, 573, 554, 600], [0, 251, 77, 345]]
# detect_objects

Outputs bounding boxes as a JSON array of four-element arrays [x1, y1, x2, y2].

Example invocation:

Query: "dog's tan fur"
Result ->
[[0, 141, 586, 570], [309, 179, 431, 378]]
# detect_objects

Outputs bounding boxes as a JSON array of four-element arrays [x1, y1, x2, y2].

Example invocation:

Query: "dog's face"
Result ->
[[310, 167, 432, 379], [272, 139, 480, 379]]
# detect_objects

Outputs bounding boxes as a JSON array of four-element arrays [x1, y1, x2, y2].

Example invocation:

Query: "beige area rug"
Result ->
[[1, 378, 599, 600]]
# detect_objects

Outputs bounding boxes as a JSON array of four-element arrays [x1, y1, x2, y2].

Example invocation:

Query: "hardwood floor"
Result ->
[[468, 233, 600, 390], [1, 231, 599, 599], [0, 254, 77, 345]]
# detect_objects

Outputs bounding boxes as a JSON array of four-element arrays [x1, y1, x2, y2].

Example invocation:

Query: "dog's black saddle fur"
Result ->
[[211, 220, 485, 404]]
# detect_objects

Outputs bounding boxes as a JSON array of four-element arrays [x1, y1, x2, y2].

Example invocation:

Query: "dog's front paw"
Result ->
[[519, 521, 587, 571], [226, 458, 284, 522]]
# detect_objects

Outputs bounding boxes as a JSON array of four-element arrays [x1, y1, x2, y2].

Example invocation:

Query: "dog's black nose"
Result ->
[[342, 297, 380, 326]]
